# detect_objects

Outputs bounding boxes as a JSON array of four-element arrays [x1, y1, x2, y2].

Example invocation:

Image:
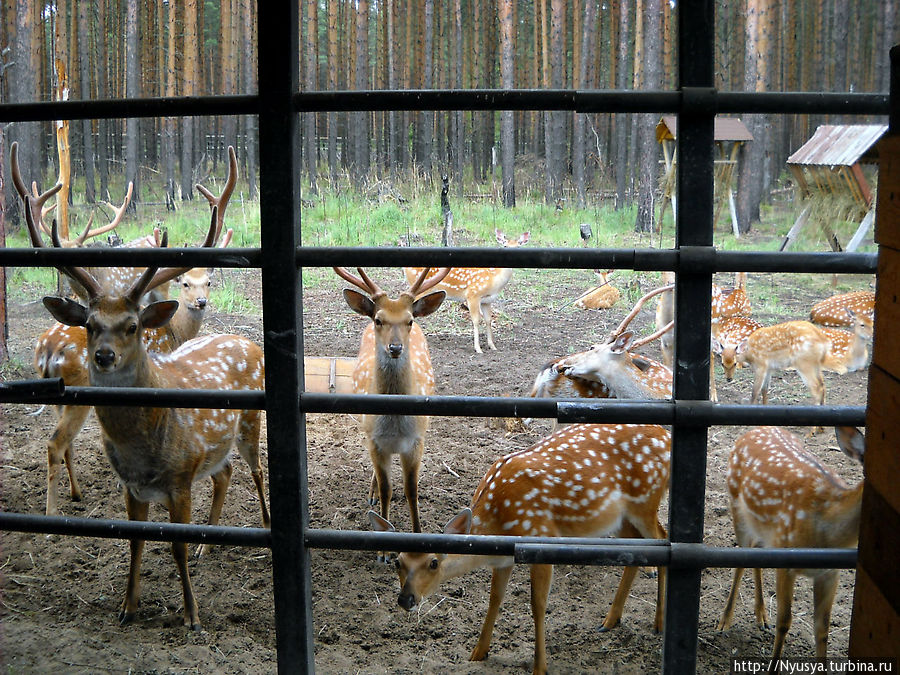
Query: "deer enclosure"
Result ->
[[0, 265, 869, 673]]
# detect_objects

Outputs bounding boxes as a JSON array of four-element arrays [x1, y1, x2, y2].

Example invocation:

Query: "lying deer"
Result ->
[[403, 229, 529, 353], [27, 200, 269, 630], [717, 426, 865, 661], [335, 266, 448, 553], [370, 422, 670, 674], [809, 290, 874, 327]]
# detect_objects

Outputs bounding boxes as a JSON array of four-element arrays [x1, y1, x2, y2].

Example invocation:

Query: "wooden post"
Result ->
[[848, 132, 900, 663]]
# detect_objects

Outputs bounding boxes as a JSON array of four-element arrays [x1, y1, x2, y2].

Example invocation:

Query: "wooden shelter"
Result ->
[[655, 116, 753, 236], [781, 124, 887, 252]]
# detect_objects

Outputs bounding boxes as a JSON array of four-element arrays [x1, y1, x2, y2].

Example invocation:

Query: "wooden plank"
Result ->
[[850, 161, 873, 207], [729, 191, 739, 238], [846, 209, 875, 252], [861, 368, 900, 516], [779, 204, 812, 251], [849, 567, 900, 660], [303, 356, 357, 394], [874, 136, 900, 250], [872, 247, 900, 377]]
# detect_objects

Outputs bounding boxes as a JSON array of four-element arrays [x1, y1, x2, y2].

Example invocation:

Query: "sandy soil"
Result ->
[[0, 264, 869, 674]]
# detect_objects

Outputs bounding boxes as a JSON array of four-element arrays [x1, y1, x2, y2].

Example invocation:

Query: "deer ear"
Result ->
[[443, 508, 473, 535], [834, 427, 865, 464], [412, 290, 446, 318], [518, 232, 530, 244], [43, 296, 88, 327], [611, 331, 633, 353], [343, 289, 375, 318], [368, 511, 396, 532], [712, 337, 723, 354], [736, 338, 750, 354], [140, 300, 179, 329]]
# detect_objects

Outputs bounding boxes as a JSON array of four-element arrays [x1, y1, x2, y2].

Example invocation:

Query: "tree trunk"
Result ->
[[353, 0, 369, 179], [453, 0, 464, 198], [181, 0, 198, 201], [96, 0, 109, 201], [77, 1, 95, 204], [573, 0, 598, 207], [420, 0, 434, 181], [243, 0, 258, 200], [125, 0, 140, 211], [498, 0, 516, 207], [615, 0, 630, 209], [634, 0, 661, 233], [163, 0, 177, 207], [304, 0, 318, 194]]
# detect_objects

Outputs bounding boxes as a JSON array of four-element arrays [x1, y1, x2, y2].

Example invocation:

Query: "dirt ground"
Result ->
[[0, 264, 869, 674]]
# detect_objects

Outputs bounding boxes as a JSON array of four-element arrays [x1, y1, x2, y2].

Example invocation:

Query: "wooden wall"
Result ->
[[849, 133, 900, 660]]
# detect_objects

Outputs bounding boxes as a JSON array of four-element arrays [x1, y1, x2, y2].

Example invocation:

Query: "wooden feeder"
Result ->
[[303, 356, 357, 394], [782, 124, 887, 252], [655, 116, 753, 236]]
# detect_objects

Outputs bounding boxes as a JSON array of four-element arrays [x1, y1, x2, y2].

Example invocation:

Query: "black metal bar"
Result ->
[[0, 512, 270, 547], [298, 245, 877, 273], [257, 3, 314, 672], [0, 385, 265, 408], [892, 44, 900, 133], [0, 95, 259, 122], [0, 377, 63, 398], [0, 247, 261, 268]]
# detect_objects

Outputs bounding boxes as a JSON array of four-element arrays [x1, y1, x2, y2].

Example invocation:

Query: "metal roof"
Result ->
[[656, 116, 754, 143], [787, 124, 888, 167]]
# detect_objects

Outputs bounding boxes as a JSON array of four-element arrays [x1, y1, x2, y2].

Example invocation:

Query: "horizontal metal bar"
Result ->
[[0, 384, 265, 408], [300, 392, 555, 418], [0, 247, 262, 269], [0, 95, 259, 122], [0, 377, 64, 398], [0, 511, 271, 547], [299, 247, 877, 274], [0, 90, 888, 122]]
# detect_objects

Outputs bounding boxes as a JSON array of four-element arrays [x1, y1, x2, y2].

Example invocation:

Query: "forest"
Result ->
[[0, 0, 896, 236]]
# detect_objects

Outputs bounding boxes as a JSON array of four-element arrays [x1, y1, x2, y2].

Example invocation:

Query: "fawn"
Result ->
[[717, 426, 865, 661], [335, 266, 448, 553], [809, 290, 874, 327], [28, 200, 269, 630], [371, 422, 670, 674], [403, 229, 529, 353], [820, 309, 874, 375]]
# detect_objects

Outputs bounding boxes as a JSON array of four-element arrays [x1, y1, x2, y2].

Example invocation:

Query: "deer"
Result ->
[[573, 270, 620, 310], [711, 316, 764, 382], [716, 426, 865, 662], [33, 265, 227, 515], [820, 309, 874, 375], [26, 198, 270, 630], [656, 271, 752, 401], [335, 266, 449, 554], [809, 290, 875, 327], [370, 422, 671, 675], [402, 229, 529, 353]]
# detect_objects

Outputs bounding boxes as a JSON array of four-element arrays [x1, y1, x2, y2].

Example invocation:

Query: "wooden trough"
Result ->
[[303, 356, 357, 394]]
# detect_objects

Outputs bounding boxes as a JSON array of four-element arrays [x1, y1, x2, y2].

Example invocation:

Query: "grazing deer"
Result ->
[[403, 229, 529, 353], [27, 200, 269, 630], [33, 266, 224, 515], [820, 310, 874, 375], [711, 316, 764, 382], [721, 320, 830, 408], [717, 426, 865, 661], [370, 422, 670, 675], [809, 290, 875, 327], [335, 266, 449, 550]]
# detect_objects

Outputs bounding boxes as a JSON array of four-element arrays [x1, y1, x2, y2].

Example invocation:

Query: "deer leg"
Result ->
[[466, 296, 483, 354], [771, 568, 797, 662], [470, 564, 514, 662], [481, 300, 497, 351], [630, 517, 668, 631], [798, 367, 826, 434], [399, 441, 423, 533], [119, 488, 150, 625], [529, 564, 553, 675], [751, 368, 770, 405], [370, 445, 393, 562], [45, 404, 91, 515], [194, 461, 233, 559], [167, 487, 201, 630], [600, 520, 644, 631], [717, 567, 745, 632], [753, 567, 770, 628], [709, 352, 718, 403], [236, 411, 271, 527], [812, 570, 839, 658]]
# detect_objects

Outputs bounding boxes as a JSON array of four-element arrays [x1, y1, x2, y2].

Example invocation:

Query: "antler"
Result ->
[[196, 145, 238, 244], [333, 267, 384, 297], [10, 142, 63, 235], [409, 267, 451, 295], [630, 320, 674, 350], [608, 284, 674, 342]]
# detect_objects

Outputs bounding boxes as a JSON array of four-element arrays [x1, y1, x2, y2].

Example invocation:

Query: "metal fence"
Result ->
[[0, 3, 893, 674]]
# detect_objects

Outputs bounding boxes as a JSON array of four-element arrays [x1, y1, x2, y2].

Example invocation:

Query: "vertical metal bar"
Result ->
[[257, 4, 314, 672], [664, 2, 716, 673]]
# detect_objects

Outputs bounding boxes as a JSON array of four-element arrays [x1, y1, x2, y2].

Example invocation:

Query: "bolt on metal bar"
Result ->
[[0, 512, 270, 547]]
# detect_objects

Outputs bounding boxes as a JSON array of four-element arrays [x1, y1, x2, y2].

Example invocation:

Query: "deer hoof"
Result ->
[[118, 608, 136, 625]]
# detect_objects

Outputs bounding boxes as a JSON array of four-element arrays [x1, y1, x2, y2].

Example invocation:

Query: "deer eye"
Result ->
[[408, 320, 414, 327], [183, 282, 189, 288], [126, 323, 138, 335], [207, 281, 211, 287], [429, 558, 439, 570], [374, 318, 383, 327]]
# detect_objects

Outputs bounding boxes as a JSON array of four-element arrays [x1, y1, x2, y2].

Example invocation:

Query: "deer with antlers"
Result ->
[[25, 195, 269, 629], [335, 266, 449, 552], [403, 229, 529, 353], [25, 148, 238, 516], [370, 422, 670, 674], [717, 426, 865, 661]]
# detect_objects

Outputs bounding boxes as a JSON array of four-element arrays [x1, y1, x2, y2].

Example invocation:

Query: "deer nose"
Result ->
[[196, 297, 207, 309], [397, 593, 416, 611], [94, 348, 115, 368], [388, 343, 403, 358]]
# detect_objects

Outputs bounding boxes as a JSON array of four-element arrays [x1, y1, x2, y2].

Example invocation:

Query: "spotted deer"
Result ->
[[33, 265, 225, 515], [573, 270, 620, 309], [820, 310, 874, 375], [26, 199, 269, 630], [711, 316, 764, 381], [723, 320, 830, 408], [403, 229, 529, 353], [370, 422, 670, 674], [335, 266, 449, 551], [809, 290, 874, 327], [717, 426, 865, 661]]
